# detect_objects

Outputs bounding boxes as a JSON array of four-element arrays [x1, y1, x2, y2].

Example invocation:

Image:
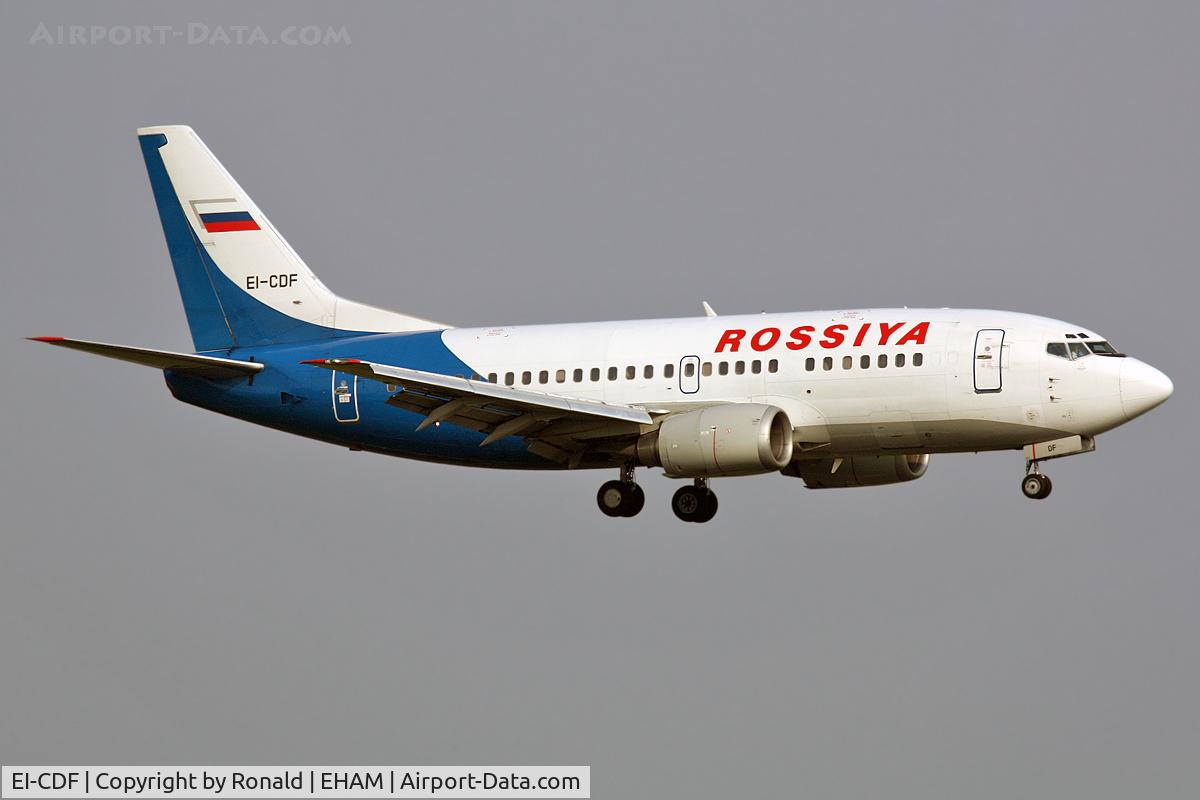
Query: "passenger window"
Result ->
[[718, 362, 729, 376], [488, 372, 498, 383], [521, 371, 532, 385], [751, 360, 762, 374], [625, 365, 636, 380], [608, 366, 617, 381], [895, 353, 905, 367], [664, 363, 675, 379], [555, 369, 566, 383], [644, 365, 654, 379], [842, 356, 852, 370], [702, 362, 712, 377], [590, 367, 600, 381], [684, 362, 695, 378], [539, 370, 549, 384], [1046, 342, 1070, 359], [735, 361, 746, 375], [913, 353, 923, 367], [859, 355, 869, 369], [878, 354, 887, 368], [823, 356, 833, 371], [805, 357, 815, 371], [1068, 342, 1090, 359], [503, 372, 513, 385], [768, 359, 778, 373]]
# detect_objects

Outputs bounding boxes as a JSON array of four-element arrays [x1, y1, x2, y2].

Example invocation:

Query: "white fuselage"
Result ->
[[442, 308, 1170, 456]]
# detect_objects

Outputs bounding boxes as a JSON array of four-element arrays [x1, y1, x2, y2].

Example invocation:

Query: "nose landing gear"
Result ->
[[1021, 462, 1053, 500], [1021, 472, 1052, 499], [1019, 435, 1095, 500]]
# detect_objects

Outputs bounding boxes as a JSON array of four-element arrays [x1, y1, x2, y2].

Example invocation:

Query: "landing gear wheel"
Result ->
[[671, 485, 719, 523], [623, 483, 645, 516], [694, 490, 718, 523], [1021, 473, 1052, 500], [597, 480, 644, 517]]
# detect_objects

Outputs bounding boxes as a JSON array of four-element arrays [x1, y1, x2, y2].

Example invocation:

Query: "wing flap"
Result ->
[[303, 358, 653, 426]]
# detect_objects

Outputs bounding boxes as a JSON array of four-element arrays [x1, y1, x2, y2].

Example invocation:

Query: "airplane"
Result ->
[[30, 126, 1173, 522]]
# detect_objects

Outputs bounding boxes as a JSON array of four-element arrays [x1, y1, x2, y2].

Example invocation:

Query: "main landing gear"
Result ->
[[1021, 467, 1053, 500], [596, 463, 645, 518], [671, 479, 719, 523], [595, 468, 720, 522]]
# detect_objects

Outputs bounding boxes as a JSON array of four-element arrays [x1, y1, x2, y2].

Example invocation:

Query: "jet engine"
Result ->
[[783, 454, 929, 488], [637, 404, 793, 477]]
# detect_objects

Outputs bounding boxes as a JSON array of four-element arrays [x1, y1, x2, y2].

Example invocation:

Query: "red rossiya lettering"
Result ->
[[715, 321, 930, 352]]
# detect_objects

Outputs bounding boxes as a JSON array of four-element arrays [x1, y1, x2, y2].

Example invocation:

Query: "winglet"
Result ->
[[702, 301, 718, 318]]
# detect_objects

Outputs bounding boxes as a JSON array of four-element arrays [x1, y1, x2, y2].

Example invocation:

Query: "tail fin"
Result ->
[[137, 125, 444, 352]]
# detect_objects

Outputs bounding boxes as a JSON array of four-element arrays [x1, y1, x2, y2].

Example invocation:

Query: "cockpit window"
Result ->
[[1086, 340, 1123, 356], [1046, 342, 1070, 359], [1068, 342, 1091, 359]]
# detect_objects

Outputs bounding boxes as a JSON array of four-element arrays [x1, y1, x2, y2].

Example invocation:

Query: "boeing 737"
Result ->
[[31, 126, 1173, 522]]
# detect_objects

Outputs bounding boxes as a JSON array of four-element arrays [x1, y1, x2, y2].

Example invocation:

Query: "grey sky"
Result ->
[[2, 2, 1197, 798]]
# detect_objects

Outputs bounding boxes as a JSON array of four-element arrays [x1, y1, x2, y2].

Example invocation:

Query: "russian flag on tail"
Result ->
[[199, 210, 260, 233]]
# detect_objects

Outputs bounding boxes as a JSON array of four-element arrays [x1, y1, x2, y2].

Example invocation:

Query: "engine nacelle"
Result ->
[[783, 454, 929, 488], [638, 404, 793, 477]]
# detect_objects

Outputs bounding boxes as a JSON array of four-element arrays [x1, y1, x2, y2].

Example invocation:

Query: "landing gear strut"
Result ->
[[596, 463, 645, 518], [1021, 465, 1053, 500], [671, 478, 719, 523]]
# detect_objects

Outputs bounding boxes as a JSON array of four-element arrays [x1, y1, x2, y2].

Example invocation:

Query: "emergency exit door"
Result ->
[[973, 329, 1005, 393]]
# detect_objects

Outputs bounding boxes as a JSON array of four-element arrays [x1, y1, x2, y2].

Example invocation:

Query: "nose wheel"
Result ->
[[671, 479, 719, 523], [1021, 472, 1052, 500]]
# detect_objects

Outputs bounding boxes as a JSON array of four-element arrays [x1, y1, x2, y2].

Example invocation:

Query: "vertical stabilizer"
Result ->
[[137, 125, 444, 351]]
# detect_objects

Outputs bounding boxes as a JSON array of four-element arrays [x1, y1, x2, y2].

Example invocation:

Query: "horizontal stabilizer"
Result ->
[[29, 337, 264, 379]]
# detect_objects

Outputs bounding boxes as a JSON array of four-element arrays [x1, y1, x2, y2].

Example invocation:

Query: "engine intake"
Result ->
[[783, 454, 929, 488], [638, 404, 793, 477]]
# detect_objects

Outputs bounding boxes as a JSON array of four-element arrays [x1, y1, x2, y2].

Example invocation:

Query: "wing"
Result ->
[[303, 358, 654, 466], [29, 337, 264, 380]]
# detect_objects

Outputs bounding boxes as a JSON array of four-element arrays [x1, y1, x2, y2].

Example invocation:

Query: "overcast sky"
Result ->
[[2, 2, 1198, 798]]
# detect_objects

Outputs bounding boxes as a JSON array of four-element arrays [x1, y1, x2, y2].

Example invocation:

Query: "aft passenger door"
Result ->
[[331, 370, 360, 423], [973, 329, 1005, 393]]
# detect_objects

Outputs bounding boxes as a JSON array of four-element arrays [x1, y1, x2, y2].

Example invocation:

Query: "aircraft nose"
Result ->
[[1120, 357, 1173, 420]]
